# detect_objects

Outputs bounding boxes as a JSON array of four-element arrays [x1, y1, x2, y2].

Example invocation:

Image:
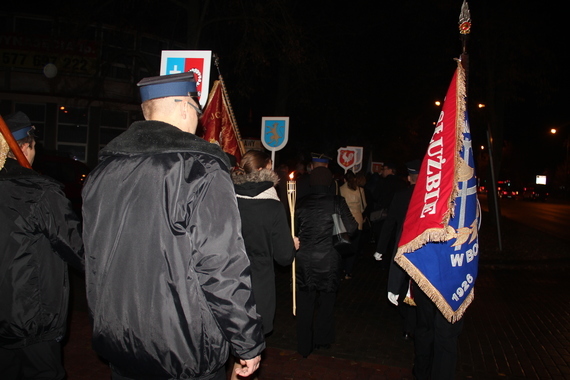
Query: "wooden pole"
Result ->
[[287, 174, 297, 315]]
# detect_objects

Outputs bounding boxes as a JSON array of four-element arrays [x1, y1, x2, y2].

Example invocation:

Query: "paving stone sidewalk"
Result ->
[[63, 210, 570, 379]]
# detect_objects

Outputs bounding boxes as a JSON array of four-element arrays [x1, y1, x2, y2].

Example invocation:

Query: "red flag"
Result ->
[[199, 80, 244, 162], [395, 61, 480, 322]]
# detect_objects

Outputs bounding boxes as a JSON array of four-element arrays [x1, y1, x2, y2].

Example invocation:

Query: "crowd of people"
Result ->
[[1, 72, 462, 380]]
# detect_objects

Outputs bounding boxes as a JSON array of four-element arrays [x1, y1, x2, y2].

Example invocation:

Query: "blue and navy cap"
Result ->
[[311, 152, 331, 164], [137, 72, 198, 102], [406, 159, 421, 175], [4, 111, 34, 141]]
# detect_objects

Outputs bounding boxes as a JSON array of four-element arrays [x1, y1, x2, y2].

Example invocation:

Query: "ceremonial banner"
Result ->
[[371, 162, 384, 173], [261, 117, 289, 151], [200, 80, 245, 162], [337, 147, 356, 172], [160, 50, 212, 107], [347, 146, 364, 173], [395, 61, 480, 323]]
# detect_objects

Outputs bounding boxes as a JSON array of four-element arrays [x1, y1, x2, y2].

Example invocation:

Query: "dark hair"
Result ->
[[345, 170, 357, 190], [345, 170, 356, 181], [239, 150, 271, 174]]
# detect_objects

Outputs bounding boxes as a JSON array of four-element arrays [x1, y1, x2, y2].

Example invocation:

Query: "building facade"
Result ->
[[1, 11, 189, 168]]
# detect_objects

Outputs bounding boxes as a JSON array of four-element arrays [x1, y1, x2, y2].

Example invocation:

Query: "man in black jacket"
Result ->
[[82, 72, 265, 380], [0, 112, 84, 379], [375, 160, 421, 340]]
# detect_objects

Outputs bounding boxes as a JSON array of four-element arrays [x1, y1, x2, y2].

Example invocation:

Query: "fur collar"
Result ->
[[231, 168, 279, 186], [100, 120, 230, 170], [232, 169, 280, 199]]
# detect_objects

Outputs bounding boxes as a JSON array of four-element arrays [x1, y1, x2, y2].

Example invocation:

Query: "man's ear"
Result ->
[[179, 102, 189, 121], [20, 143, 32, 161]]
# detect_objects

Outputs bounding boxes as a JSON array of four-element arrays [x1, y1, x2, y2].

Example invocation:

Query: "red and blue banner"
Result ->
[[395, 60, 480, 323]]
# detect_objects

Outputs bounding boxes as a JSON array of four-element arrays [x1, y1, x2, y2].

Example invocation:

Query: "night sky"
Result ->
[[5, 0, 570, 185]]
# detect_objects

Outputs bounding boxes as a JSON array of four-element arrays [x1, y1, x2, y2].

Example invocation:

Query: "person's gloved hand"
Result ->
[[388, 292, 399, 306], [373, 252, 383, 261]]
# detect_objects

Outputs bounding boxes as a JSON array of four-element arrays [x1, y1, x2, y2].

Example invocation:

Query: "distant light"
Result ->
[[60, 106, 65, 110], [550, 128, 557, 134], [478, 104, 486, 108], [536, 175, 547, 185], [480, 145, 485, 150], [435, 101, 441, 106]]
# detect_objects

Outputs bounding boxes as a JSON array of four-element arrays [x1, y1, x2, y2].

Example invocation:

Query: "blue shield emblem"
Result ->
[[261, 117, 289, 151]]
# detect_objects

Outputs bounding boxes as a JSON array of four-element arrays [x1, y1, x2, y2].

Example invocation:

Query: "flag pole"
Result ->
[[213, 55, 246, 156], [458, 1, 502, 251], [458, 0, 470, 78]]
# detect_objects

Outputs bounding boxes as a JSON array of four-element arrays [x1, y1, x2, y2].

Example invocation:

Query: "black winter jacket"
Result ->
[[82, 121, 265, 380], [0, 158, 84, 349], [295, 187, 357, 292], [232, 169, 295, 335]]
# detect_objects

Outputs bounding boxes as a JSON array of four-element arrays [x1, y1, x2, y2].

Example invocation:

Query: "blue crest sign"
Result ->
[[261, 117, 289, 151]]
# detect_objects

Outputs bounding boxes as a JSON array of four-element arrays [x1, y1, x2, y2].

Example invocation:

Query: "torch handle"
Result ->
[[287, 184, 297, 316]]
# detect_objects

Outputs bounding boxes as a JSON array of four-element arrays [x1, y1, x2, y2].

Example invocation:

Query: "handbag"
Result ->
[[332, 197, 354, 257], [369, 208, 388, 222]]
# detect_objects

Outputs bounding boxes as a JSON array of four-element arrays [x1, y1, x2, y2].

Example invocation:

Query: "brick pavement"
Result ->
[[62, 214, 570, 379]]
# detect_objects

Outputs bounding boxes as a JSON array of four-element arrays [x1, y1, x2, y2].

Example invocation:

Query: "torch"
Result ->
[[287, 172, 297, 315]]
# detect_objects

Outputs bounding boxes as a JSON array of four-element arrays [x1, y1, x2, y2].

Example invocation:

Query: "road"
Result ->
[[479, 193, 570, 241]]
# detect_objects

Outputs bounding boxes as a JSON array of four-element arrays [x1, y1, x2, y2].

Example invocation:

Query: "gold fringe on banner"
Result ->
[[395, 60, 473, 324]]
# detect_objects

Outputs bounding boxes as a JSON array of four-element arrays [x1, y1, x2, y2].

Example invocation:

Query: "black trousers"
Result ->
[[412, 283, 464, 380], [397, 290, 417, 334], [296, 290, 336, 357], [342, 229, 362, 275], [0, 341, 65, 380]]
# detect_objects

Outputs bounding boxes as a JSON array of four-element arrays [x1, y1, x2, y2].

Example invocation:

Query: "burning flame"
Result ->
[[289, 172, 295, 180]]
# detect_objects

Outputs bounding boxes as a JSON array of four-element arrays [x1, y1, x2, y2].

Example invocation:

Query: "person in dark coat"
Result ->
[[296, 152, 334, 201], [81, 73, 265, 380], [376, 160, 421, 340], [371, 162, 406, 259], [294, 166, 357, 358], [230, 150, 297, 379], [0, 112, 84, 379], [232, 150, 296, 336]]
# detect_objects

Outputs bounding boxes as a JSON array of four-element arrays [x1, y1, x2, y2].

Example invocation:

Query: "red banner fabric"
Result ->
[[398, 68, 460, 250], [199, 80, 243, 162]]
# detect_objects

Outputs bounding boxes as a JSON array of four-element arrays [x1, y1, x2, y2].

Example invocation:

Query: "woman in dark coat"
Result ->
[[294, 166, 357, 358], [232, 150, 296, 335]]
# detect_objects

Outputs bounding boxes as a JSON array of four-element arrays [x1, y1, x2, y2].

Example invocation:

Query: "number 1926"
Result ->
[[451, 273, 474, 302]]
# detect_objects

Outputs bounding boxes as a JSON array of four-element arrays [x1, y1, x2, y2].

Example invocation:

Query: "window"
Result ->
[[99, 109, 128, 147], [57, 106, 88, 161]]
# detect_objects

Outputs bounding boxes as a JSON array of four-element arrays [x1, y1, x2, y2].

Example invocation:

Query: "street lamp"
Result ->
[[550, 127, 569, 194]]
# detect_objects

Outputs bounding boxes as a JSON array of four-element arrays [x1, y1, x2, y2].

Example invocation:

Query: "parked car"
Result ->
[[521, 186, 548, 201], [497, 187, 521, 200]]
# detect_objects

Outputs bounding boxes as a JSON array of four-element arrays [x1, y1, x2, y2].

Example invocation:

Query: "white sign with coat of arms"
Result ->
[[261, 117, 289, 151]]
